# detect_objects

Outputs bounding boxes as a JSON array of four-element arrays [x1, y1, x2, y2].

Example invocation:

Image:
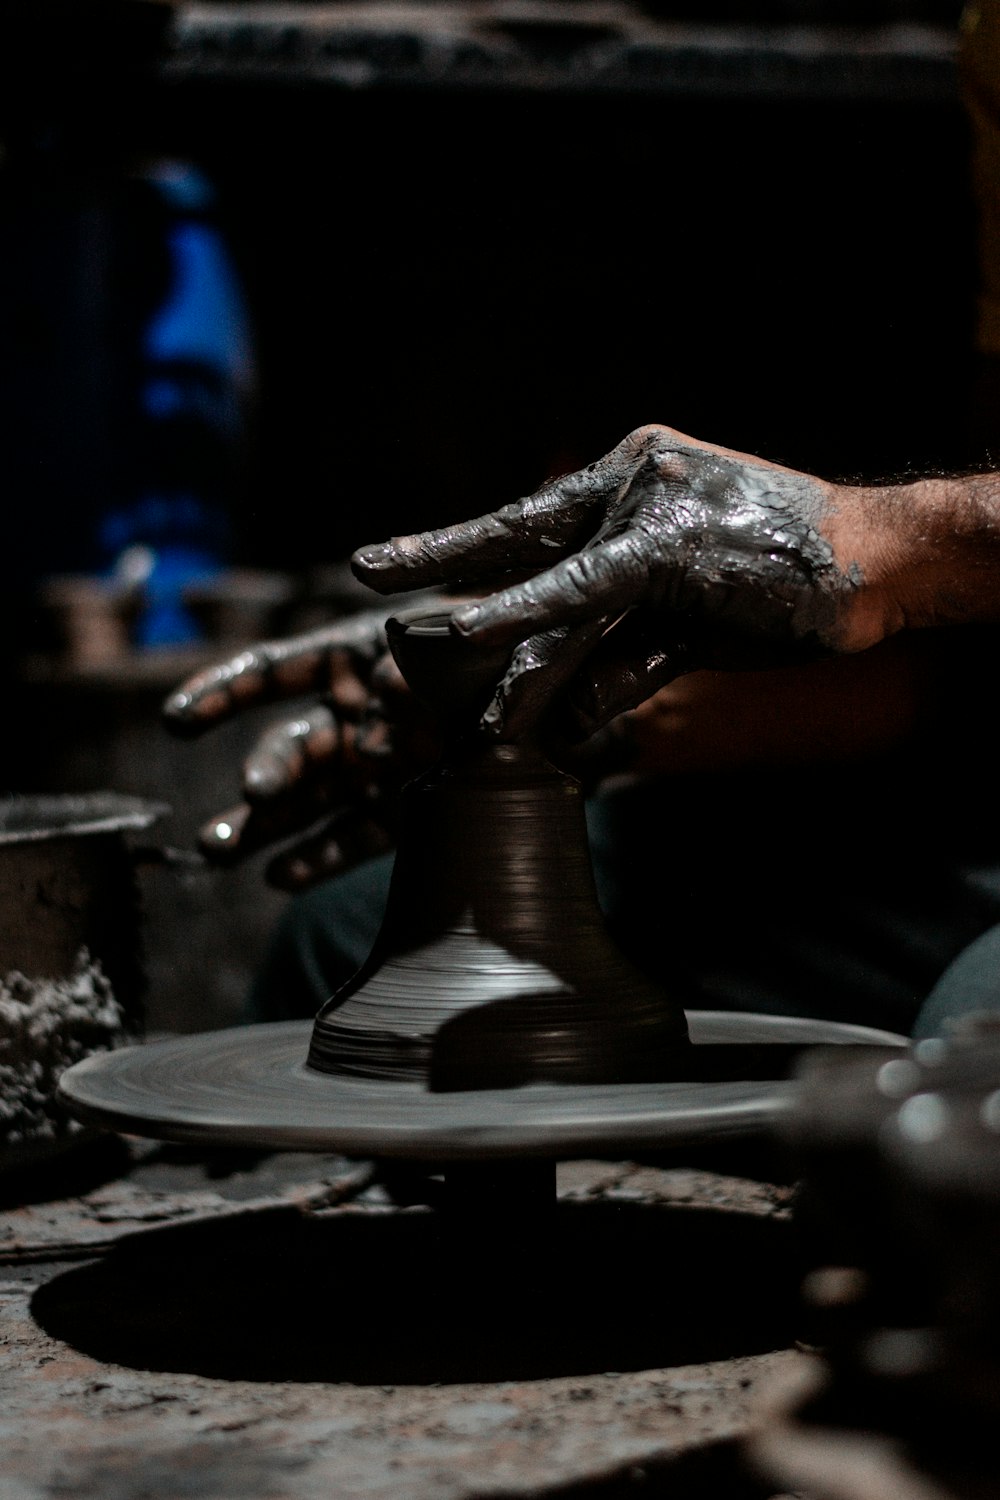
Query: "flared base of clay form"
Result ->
[[307, 739, 692, 1090]]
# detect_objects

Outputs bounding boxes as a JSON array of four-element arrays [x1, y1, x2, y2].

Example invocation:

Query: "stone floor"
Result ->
[[0, 1137, 811, 1499]]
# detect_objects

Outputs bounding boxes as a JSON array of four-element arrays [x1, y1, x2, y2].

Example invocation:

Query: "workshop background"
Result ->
[[5, 9, 999, 1500], [0, 0, 974, 1036]]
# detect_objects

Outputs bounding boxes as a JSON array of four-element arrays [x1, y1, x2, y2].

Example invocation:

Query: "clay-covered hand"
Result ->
[[161, 608, 442, 889], [351, 425, 898, 739]]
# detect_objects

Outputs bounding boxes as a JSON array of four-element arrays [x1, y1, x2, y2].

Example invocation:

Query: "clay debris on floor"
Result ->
[[0, 1141, 806, 1499]]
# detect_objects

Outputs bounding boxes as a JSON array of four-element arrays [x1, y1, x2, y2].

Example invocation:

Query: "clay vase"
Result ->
[[307, 608, 692, 1091]]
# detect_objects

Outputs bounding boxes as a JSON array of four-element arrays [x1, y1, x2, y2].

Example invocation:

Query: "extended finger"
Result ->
[[196, 777, 348, 865], [558, 611, 692, 736], [349, 427, 688, 596], [450, 532, 654, 650], [161, 616, 384, 738], [480, 616, 615, 741], [349, 460, 623, 595], [243, 704, 343, 802]]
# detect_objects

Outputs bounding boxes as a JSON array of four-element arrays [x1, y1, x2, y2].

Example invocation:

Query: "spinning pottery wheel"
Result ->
[[59, 609, 906, 1184]]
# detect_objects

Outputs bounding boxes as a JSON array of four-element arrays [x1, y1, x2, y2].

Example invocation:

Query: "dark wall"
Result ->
[[145, 78, 980, 567], [0, 22, 981, 580], [0, 15, 982, 1033]]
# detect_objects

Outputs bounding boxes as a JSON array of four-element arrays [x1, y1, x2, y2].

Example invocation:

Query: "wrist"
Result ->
[[822, 473, 1000, 645]]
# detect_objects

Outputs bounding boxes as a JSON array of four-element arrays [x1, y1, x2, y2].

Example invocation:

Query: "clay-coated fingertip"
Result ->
[[350, 544, 396, 581], [160, 703, 205, 739], [450, 604, 481, 637], [479, 694, 510, 739], [244, 757, 289, 801]]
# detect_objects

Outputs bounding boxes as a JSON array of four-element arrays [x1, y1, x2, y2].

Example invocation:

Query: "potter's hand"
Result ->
[[162, 609, 441, 889], [352, 425, 901, 739]]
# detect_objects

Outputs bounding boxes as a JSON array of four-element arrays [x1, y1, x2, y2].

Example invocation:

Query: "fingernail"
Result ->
[[352, 543, 391, 570], [452, 605, 481, 635]]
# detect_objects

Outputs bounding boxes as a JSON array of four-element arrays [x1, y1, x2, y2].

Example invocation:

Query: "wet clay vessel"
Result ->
[[307, 608, 692, 1090], [57, 610, 908, 1161]]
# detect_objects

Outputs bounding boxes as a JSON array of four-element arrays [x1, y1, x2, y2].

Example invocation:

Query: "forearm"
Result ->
[[823, 471, 1000, 649]]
